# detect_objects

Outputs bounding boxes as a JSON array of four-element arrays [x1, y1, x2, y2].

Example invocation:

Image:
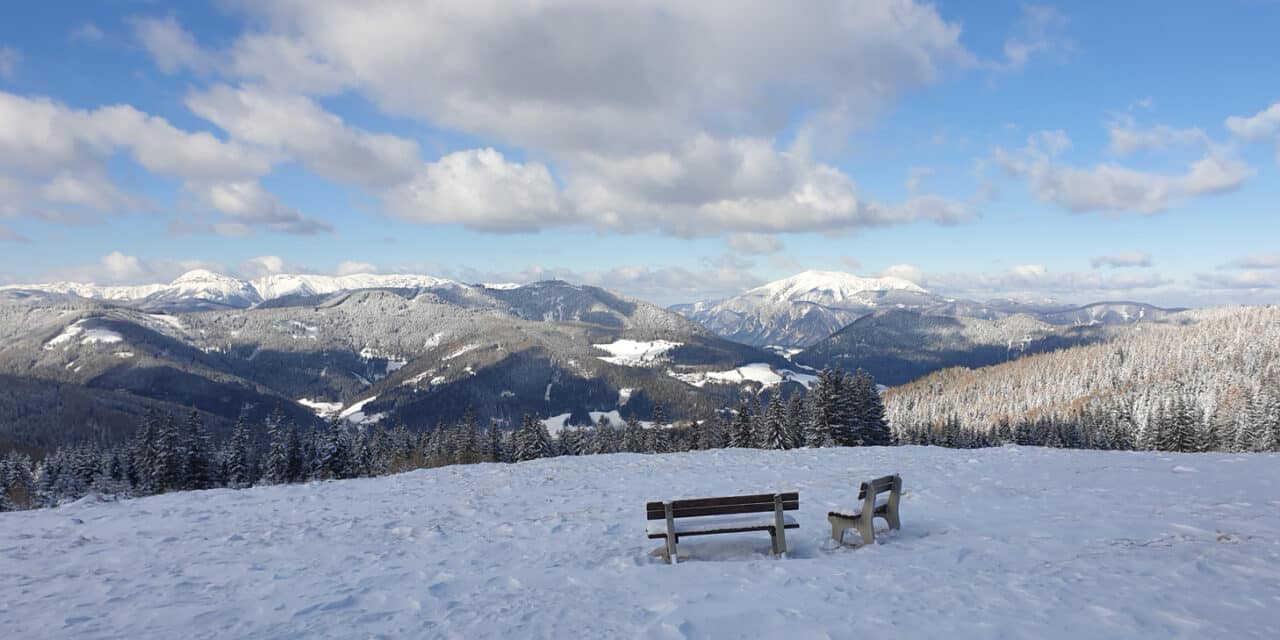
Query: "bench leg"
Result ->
[[856, 518, 875, 546], [829, 518, 847, 544], [664, 535, 678, 565]]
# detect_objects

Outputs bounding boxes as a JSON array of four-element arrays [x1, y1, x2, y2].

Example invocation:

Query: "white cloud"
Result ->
[[45, 252, 226, 285], [725, 233, 783, 255], [921, 264, 1173, 301], [1226, 103, 1280, 143], [0, 91, 332, 234], [71, 23, 105, 42], [132, 16, 214, 75], [0, 47, 21, 79], [242, 255, 288, 277], [186, 85, 420, 187], [182, 181, 333, 236], [383, 148, 567, 233], [1091, 251, 1153, 268], [117, 4, 986, 238], [218, 0, 972, 154], [1196, 270, 1280, 290], [878, 263, 926, 284], [996, 130, 1253, 214], [439, 263, 765, 307], [1108, 117, 1208, 156], [1222, 253, 1280, 269], [997, 4, 1071, 71], [1227, 103, 1280, 163], [335, 260, 377, 276], [840, 256, 863, 271]]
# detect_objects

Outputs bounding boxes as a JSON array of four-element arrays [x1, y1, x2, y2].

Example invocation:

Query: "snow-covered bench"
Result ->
[[645, 492, 799, 564], [827, 474, 902, 547]]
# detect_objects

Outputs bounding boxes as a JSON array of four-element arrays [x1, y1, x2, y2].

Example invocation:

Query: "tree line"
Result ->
[[1, 366, 890, 512]]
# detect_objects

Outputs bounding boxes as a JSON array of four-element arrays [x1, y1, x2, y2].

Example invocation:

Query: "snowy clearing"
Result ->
[[2, 447, 1278, 639], [43, 320, 123, 349], [541, 410, 654, 435], [338, 397, 385, 424], [593, 339, 682, 366], [672, 362, 817, 388], [297, 398, 343, 419]]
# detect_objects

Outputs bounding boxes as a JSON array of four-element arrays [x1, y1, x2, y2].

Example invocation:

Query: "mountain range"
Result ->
[[0, 268, 1192, 453]]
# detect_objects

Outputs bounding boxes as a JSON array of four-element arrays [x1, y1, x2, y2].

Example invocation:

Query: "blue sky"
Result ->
[[1, 0, 1278, 306]]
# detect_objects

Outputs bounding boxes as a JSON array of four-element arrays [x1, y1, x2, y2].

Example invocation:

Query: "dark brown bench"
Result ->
[[646, 492, 799, 564], [827, 474, 902, 547]]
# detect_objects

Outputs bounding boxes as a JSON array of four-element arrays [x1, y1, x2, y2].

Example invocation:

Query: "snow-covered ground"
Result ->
[[593, 339, 682, 366], [671, 362, 818, 389], [2, 447, 1278, 639]]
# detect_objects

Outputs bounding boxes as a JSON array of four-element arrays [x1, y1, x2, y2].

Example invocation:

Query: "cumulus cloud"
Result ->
[[878, 263, 925, 284], [890, 263, 1173, 301], [186, 85, 421, 188], [43, 252, 226, 285], [1091, 251, 1153, 268], [1196, 270, 1280, 290], [383, 149, 567, 233], [997, 4, 1072, 71], [1108, 117, 1208, 156], [132, 16, 214, 75], [1222, 253, 1280, 269], [725, 233, 783, 255], [0, 47, 20, 79], [0, 91, 332, 235], [216, 1, 972, 153], [996, 130, 1253, 214], [1227, 103, 1280, 162], [181, 181, 333, 236], [335, 260, 377, 276]]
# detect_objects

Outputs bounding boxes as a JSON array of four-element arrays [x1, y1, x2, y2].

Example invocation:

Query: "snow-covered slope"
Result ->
[[674, 270, 942, 348], [0, 270, 462, 310], [2, 446, 1277, 638], [251, 273, 457, 300]]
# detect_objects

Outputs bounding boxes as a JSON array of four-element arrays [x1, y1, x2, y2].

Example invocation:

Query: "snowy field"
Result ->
[[2, 446, 1279, 639]]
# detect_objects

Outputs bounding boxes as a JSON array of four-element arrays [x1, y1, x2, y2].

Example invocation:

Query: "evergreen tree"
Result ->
[[514, 415, 552, 462], [759, 394, 791, 450], [152, 412, 184, 493], [184, 410, 212, 490], [225, 415, 254, 488], [728, 399, 754, 448], [854, 370, 892, 446]]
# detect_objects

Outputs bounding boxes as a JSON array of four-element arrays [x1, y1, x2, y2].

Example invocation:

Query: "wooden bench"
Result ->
[[827, 474, 902, 547], [646, 492, 799, 564]]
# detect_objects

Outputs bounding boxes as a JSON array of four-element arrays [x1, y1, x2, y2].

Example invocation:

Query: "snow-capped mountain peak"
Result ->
[[0, 270, 461, 310], [749, 270, 928, 304]]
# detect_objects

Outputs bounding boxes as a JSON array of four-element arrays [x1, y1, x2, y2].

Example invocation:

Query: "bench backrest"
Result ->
[[856, 474, 901, 504], [645, 492, 799, 521]]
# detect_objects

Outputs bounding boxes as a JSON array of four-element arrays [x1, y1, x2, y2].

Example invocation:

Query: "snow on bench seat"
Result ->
[[646, 513, 799, 537]]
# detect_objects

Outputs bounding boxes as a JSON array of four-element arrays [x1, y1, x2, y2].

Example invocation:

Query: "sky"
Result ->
[[1, 0, 1279, 307]]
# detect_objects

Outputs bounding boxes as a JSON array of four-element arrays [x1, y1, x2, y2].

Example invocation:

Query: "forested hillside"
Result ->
[[885, 306, 1280, 452]]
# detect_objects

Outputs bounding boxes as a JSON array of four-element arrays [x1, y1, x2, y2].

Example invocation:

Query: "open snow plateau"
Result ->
[[1, 446, 1278, 638]]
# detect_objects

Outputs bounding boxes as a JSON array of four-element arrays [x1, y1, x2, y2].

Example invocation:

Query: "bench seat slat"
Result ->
[[645, 492, 799, 512], [646, 513, 799, 538], [647, 501, 799, 520]]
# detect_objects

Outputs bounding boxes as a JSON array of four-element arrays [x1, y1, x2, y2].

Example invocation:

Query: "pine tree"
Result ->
[[129, 408, 160, 494], [514, 415, 551, 462], [225, 415, 254, 488], [152, 413, 184, 493], [854, 370, 892, 446], [728, 399, 754, 448], [784, 393, 806, 449], [759, 394, 791, 450], [184, 410, 212, 490], [265, 414, 291, 485]]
